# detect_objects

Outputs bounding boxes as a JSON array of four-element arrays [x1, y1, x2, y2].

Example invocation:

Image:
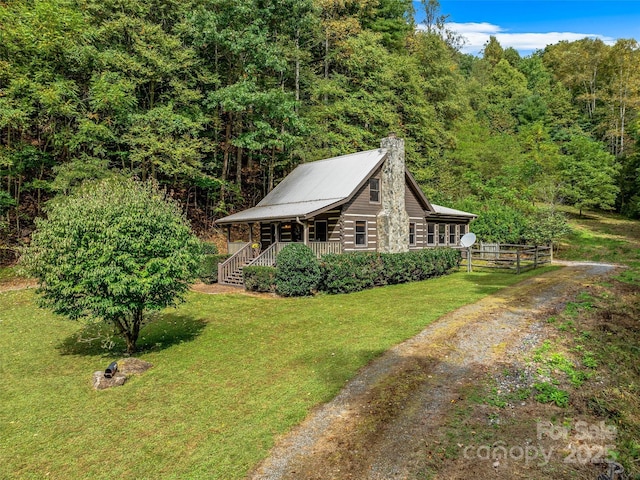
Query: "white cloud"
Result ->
[[438, 22, 616, 55]]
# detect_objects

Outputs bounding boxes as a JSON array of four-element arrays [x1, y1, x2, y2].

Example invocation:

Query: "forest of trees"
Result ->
[[1, 0, 639, 257]]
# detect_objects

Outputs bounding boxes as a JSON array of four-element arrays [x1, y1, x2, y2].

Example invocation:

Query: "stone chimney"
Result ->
[[377, 136, 409, 253]]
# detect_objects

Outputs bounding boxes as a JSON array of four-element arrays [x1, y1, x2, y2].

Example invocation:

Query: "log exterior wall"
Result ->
[[340, 167, 382, 252], [308, 209, 342, 242], [405, 183, 427, 249]]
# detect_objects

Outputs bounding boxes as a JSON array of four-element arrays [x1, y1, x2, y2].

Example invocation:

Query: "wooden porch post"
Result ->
[[303, 221, 309, 245], [226, 225, 231, 242], [248, 223, 254, 243]]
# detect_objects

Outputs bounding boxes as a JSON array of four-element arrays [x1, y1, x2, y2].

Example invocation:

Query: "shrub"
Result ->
[[522, 208, 571, 245], [275, 243, 321, 296], [201, 241, 219, 255], [200, 254, 231, 284], [319, 248, 461, 294], [243, 266, 277, 293], [319, 252, 383, 293]]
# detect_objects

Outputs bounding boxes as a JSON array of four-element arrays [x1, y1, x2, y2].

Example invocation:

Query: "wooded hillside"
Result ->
[[1, 0, 639, 256]]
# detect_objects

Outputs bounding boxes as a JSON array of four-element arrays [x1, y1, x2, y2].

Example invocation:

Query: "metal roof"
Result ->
[[431, 204, 477, 218], [216, 149, 388, 224]]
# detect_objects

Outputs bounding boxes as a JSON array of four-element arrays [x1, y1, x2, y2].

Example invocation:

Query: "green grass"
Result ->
[[0, 269, 545, 480], [557, 207, 640, 282], [0, 265, 20, 284]]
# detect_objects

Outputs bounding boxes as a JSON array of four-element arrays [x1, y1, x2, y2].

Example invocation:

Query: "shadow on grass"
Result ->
[[294, 348, 388, 402], [57, 313, 207, 357]]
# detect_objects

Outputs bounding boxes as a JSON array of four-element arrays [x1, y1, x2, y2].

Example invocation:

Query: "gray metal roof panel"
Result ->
[[431, 204, 477, 218], [256, 149, 387, 206], [217, 148, 387, 224], [215, 199, 342, 224]]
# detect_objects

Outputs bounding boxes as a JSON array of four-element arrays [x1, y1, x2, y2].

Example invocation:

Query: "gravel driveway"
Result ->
[[248, 262, 617, 480]]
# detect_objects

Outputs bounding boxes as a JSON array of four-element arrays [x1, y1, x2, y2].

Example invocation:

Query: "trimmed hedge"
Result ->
[[275, 243, 322, 297], [320, 248, 461, 294], [243, 266, 277, 293], [200, 254, 231, 284], [319, 252, 382, 294]]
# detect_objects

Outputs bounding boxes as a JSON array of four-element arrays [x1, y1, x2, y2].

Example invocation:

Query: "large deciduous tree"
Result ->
[[22, 176, 202, 353]]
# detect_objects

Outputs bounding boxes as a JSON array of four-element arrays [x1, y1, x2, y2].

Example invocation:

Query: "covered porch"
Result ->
[[218, 219, 342, 286]]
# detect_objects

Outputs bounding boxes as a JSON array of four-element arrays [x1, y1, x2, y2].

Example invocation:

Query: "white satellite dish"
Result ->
[[460, 232, 477, 248]]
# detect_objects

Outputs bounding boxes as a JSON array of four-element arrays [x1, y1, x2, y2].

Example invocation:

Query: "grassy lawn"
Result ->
[[0, 265, 20, 284], [0, 268, 546, 480], [557, 207, 640, 281]]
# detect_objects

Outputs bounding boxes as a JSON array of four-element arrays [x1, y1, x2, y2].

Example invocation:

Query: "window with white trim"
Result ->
[[449, 224, 456, 245], [438, 223, 446, 245], [355, 221, 367, 246], [409, 222, 416, 246], [427, 223, 435, 245], [369, 178, 380, 203]]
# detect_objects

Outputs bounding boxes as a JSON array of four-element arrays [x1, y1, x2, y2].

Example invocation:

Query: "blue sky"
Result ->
[[413, 1, 640, 56]]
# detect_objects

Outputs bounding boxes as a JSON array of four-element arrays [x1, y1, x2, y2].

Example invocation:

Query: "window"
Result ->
[[449, 224, 456, 245], [409, 222, 416, 246], [314, 220, 328, 242], [292, 222, 303, 242], [460, 224, 466, 239], [438, 223, 446, 245], [369, 178, 380, 203], [355, 221, 367, 246], [427, 223, 435, 245], [280, 222, 291, 242]]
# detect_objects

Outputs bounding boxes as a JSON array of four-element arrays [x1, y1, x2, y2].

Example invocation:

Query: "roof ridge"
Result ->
[[298, 148, 386, 166]]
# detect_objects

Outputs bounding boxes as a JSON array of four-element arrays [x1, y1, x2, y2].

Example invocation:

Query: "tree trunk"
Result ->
[[236, 124, 243, 186], [222, 121, 231, 182], [117, 309, 143, 354], [268, 147, 275, 193], [324, 32, 329, 104], [295, 30, 300, 107]]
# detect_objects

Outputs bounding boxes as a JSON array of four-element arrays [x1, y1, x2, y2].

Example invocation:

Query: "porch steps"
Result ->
[[220, 259, 252, 286]]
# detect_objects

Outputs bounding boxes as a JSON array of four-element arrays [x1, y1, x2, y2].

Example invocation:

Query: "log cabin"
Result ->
[[215, 136, 476, 285]]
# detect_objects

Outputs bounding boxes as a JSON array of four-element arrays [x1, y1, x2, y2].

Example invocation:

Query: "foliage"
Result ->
[[243, 266, 277, 293], [1, 0, 640, 250], [533, 382, 569, 407], [523, 207, 572, 245], [456, 199, 571, 245], [558, 135, 620, 215], [461, 201, 529, 244], [21, 176, 202, 353], [200, 254, 231, 284], [319, 248, 460, 294], [0, 191, 16, 216], [275, 243, 321, 296], [319, 252, 383, 294], [201, 242, 219, 255]]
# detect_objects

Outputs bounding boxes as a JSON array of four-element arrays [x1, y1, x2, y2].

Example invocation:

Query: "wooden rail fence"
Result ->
[[459, 243, 552, 274]]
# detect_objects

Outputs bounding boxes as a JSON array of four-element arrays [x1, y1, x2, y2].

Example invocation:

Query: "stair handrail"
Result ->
[[218, 242, 253, 284], [247, 241, 285, 267]]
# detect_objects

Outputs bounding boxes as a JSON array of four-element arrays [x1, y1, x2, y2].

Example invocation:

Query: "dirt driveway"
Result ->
[[248, 262, 617, 480]]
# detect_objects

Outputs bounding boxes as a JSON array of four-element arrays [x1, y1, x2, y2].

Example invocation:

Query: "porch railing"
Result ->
[[227, 241, 250, 255], [309, 241, 343, 257], [248, 241, 343, 268]]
